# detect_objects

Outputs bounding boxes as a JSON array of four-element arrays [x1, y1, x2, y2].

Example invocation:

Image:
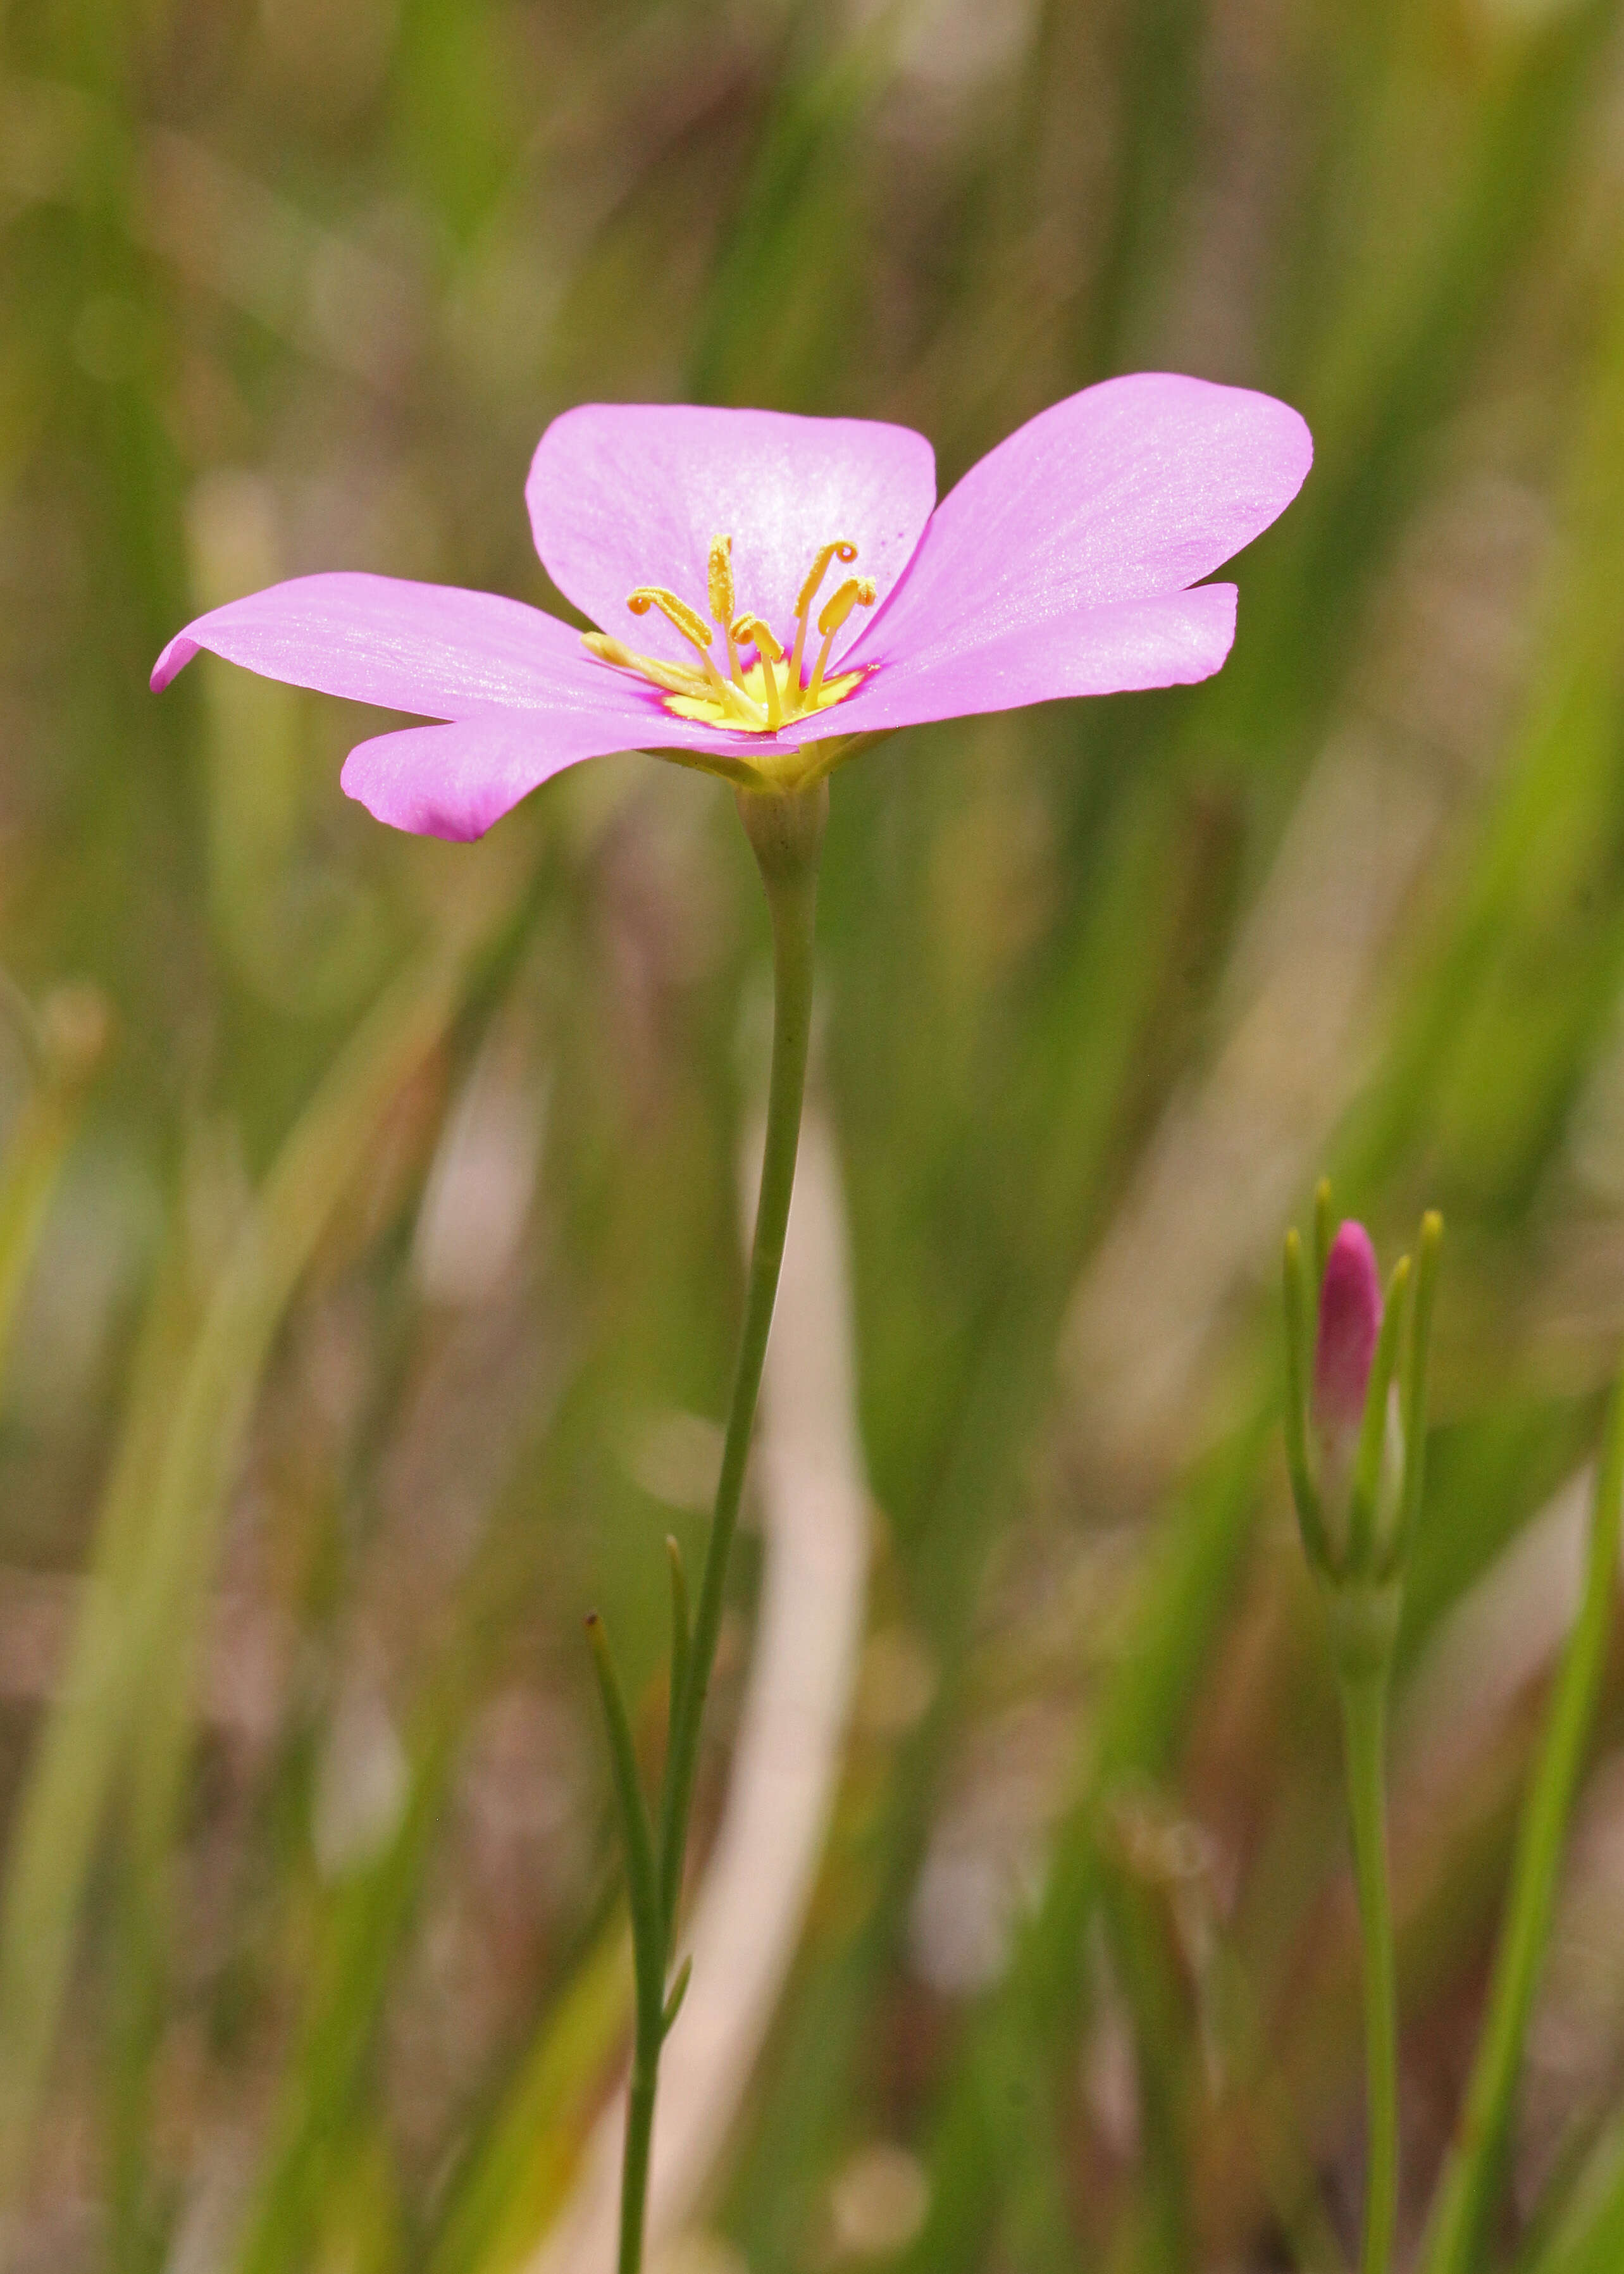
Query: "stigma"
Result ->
[[581, 532, 876, 734]]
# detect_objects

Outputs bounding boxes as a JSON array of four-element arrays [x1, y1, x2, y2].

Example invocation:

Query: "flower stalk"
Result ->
[[1282, 1185, 1444, 2274], [590, 778, 826, 2274], [1341, 1663, 1399, 2274]]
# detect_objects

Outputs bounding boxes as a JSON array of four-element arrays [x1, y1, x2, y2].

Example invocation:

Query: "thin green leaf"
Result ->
[[586, 1613, 666, 2049], [1419, 1369, 1624, 2274], [1518, 2107, 1624, 2274], [0, 985, 108, 1382], [0, 943, 470, 2213]]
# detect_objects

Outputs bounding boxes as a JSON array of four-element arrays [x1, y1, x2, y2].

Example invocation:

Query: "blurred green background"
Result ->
[[4, 0, 1624, 2268]]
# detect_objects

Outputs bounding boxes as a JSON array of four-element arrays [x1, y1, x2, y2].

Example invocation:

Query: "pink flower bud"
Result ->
[[1314, 1221, 1382, 1437]]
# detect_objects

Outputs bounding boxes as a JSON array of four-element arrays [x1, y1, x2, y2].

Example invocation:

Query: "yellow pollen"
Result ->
[[732, 614, 784, 726], [790, 540, 856, 690], [586, 533, 873, 737], [807, 576, 877, 704], [795, 540, 857, 619], [627, 587, 714, 652], [707, 534, 736, 626], [817, 576, 877, 639], [731, 613, 782, 662], [583, 630, 711, 699]]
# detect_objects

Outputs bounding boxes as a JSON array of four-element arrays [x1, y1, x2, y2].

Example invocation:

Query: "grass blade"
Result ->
[[0, 941, 471, 2216], [1419, 1372, 1624, 2274]]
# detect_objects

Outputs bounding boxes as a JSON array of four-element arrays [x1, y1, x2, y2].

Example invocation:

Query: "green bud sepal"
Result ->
[[1281, 1187, 1443, 1627]]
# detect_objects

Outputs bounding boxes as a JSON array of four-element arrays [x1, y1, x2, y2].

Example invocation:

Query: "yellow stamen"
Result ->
[[790, 539, 857, 689], [817, 575, 876, 638], [626, 585, 727, 694], [601, 534, 872, 738], [807, 576, 876, 702], [583, 630, 712, 698], [626, 586, 713, 647], [707, 535, 736, 626], [731, 613, 782, 661], [707, 535, 748, 688], [795, 540, 857, 620], [733, 614, 783, 727]]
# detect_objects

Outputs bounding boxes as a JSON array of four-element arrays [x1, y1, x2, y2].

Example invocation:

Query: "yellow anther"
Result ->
[[583, 630, 639, 668], [795, 540, 857, 620], [806, 576, 876, 705], [626, 587, 714, 651], [707, 534, 736, 627], [729, 616, 784, 728], [731, 614, 782, 662], [582, 630, 711, 698], [816, 576, 876, 638]]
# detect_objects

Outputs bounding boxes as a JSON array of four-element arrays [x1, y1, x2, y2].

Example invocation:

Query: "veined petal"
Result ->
[[152, 571, 628, 719], [526, 404, 936, 673], [824, 585, 1237, 737], [849, 374, 1311, 669], [341, 712, 632, 841]]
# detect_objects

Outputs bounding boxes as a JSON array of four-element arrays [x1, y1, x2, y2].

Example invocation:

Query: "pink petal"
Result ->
[[847, 375, 1311, 673], [526, 405, 936, 674], [1314, 1222, 1382, 1434], [152, 571, 656, 724], [340, 712, 635, 841], [822, 585, 1237, 736]]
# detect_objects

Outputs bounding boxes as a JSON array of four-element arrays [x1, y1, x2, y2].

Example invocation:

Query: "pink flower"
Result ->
[[152, 377, 1311, 842]]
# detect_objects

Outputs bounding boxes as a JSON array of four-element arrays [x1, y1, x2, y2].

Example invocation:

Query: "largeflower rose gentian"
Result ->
[[154, 375, 1311, 838]]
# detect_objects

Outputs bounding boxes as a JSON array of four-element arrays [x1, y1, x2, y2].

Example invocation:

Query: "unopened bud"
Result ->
[[1314, 1221, 1382, 1438], [1284, 1190, 1440, 1618]]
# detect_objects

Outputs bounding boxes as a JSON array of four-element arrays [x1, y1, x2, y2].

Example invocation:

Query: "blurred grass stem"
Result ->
[[1419, 1374, 1624, 2274], [1339, 1666, 1399, 2274], [608, 780, 826, 2274]]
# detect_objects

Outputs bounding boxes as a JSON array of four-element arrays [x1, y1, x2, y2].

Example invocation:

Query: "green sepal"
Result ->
[[1282, 1227, 1330, 1571], [1384, 1211, 1442, 1580], [1313, 1176, 1334, 1297]]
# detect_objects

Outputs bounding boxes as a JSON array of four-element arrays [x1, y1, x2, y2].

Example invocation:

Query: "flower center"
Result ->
[[581, 533, 876, 735]]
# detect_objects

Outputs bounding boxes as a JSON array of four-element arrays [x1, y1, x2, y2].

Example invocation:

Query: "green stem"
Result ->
[[1419, 1374, 1624, 2274], [619, 2061, 658, 2274], [613, 780, 826, 2274], [1340, 1667, 1400, 2274]]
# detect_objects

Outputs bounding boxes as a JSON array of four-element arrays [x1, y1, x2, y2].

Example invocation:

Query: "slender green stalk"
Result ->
[[666, 1536, 692, 1758], [1339, 1667, 1400, 2274], [586, 1611, 668, 2274], [1419, 1374, 1624, 2274], [607, 779, 826, 2274]]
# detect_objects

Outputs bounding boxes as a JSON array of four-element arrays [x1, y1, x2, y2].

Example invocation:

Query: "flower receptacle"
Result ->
[[1324, 1579, 1404, 1683], [735, 776, 829, 885]]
